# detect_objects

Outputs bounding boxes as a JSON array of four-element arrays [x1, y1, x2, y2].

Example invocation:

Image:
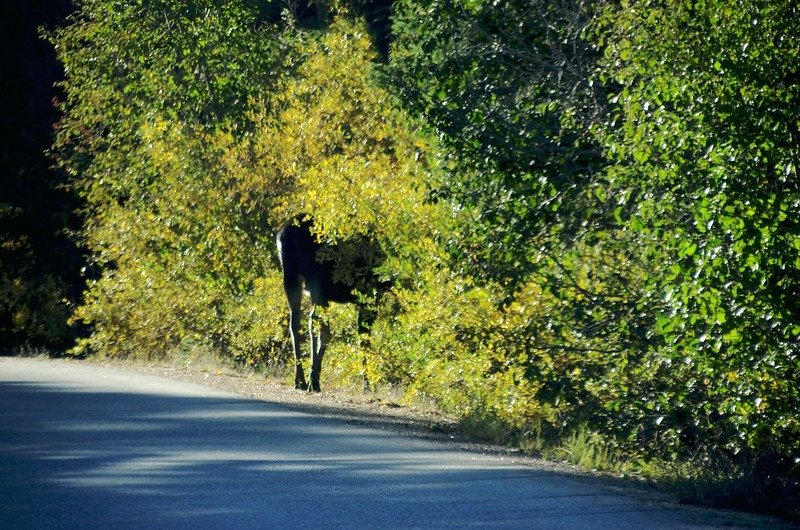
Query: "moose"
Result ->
[[276, 215, 387, 392]]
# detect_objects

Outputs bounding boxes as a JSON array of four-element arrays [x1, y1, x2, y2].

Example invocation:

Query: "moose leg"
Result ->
[[308, 308, 330, 392], [308, 305, 318, 377], [357, 306, 373, 392], [285, 282, 307, 391]]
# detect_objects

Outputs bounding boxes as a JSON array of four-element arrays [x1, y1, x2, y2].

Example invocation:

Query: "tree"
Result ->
[[595, 0, 800, 470], [388, 0, 606, 285], [52, 0, 288, 359]]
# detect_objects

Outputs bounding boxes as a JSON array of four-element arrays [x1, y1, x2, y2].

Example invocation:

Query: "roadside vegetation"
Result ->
[[4, 0, 799, 520]]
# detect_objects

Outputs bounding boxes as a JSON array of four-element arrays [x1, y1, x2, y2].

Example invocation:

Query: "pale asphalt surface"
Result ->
[[0, 357, 791, 529]]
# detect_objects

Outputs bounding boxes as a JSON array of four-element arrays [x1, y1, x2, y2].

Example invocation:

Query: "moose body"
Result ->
[[276, 216, 384, 391]]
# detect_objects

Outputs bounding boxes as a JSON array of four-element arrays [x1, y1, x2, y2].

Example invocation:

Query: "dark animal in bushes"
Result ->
[[277, 215, 387, 392]]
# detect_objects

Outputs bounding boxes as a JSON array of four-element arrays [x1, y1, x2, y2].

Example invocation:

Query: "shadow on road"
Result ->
[[0, 363, 787, 529]]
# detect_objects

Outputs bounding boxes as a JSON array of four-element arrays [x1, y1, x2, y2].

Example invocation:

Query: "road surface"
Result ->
[[0, 357, 785, 529]]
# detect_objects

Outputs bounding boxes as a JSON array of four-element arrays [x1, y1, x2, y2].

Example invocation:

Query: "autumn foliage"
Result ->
[[32, 0, 800, 515]]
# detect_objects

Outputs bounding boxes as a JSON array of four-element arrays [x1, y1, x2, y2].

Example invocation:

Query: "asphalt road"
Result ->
[[0, 357, 784, 529]]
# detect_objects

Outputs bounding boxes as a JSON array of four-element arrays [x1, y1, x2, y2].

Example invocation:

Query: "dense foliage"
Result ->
[[594, 0, 800, 504], [6, 0, 797, 516], [387, 0, 800, 508], [50, 0, 293, 362]]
